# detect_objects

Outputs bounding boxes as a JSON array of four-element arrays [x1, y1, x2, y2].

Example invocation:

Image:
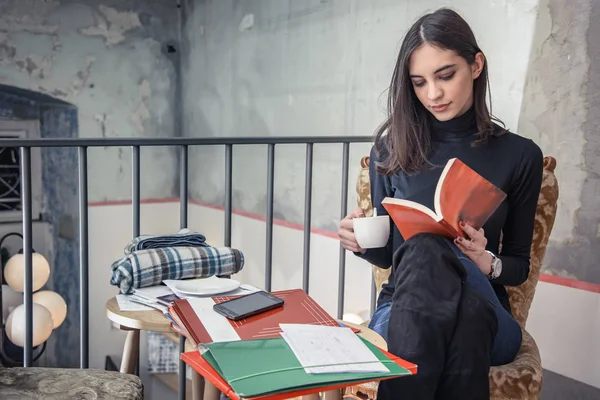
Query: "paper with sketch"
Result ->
[[116, 294, 154, 311], [279, 324, 389, 374]]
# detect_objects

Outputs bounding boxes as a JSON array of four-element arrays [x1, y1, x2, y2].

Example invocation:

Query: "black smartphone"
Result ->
[[213, 291, 284, 321]]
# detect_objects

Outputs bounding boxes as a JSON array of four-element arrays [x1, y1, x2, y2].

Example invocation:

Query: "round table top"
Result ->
[[105, 296, 387, 350], [106, 297, 172, 332]]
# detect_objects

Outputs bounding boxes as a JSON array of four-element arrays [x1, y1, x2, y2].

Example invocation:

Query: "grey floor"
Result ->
[[541, 369, 600, 399], [147, 368, 600, 399]]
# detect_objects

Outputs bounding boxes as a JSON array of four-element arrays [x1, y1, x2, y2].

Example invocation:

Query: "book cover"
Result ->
[[381, 158, 506, 240], [169, 289, 343, 344]]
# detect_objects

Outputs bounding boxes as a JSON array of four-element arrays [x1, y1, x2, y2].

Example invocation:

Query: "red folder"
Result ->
[[169, 289, 352, 345], [182, 347, 417, 400]]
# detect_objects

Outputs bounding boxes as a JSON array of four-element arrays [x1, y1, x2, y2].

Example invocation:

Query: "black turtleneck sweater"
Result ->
[[359, 107, 544, 313]]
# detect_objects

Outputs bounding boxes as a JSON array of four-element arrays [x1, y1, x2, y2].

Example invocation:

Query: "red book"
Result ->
[[381, 158, 506, 240], [169, 289, 354, 345], [181, 348, 417, 400]]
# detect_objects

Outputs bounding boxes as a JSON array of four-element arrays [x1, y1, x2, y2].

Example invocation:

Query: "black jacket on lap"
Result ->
[[377, 233, 497, 400]]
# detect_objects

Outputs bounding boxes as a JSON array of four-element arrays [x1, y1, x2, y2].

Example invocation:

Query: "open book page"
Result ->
[[381, 198, 456, 240], [279, 324, 389, 374], [434, 158, 507, 235]]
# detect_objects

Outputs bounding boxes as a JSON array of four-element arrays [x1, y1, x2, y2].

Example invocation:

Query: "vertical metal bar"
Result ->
[[178, 145, 188, 398], [337, 142, 350, 320], [180, 145, 188, 229], [78, 146, 89, 368], [224, 144, 233, 247], [178, 337, 186, 400], [265, 144, 275, 292], [20, 147, 33, 367], [371, 279, 377, 315], [132, 146, 141, 237], [175, 20, 190, 399], [302, 144, 313, 293], [131, 145, 140, 375]]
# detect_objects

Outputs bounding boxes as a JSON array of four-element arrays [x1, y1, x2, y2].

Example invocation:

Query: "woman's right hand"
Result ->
[[338, 207, 366, 254]]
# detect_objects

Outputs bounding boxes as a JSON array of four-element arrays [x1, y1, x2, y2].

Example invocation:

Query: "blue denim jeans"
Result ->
[[369, 240, 522, 366]]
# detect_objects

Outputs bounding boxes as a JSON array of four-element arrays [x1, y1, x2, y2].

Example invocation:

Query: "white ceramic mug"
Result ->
[[353, 214, 390, 249]]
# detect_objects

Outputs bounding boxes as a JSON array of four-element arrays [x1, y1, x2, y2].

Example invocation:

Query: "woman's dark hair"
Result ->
[[375, 8, 503, 175]]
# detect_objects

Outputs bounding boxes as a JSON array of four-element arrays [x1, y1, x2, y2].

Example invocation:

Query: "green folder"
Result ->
[[203, 336, 411, 398]]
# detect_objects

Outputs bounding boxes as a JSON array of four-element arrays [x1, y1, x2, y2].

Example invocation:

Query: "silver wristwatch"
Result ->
[[486, 250, 502, 280]]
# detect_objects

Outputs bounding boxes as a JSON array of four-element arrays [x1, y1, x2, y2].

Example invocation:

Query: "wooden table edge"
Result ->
[[105, 297, 173, 332]]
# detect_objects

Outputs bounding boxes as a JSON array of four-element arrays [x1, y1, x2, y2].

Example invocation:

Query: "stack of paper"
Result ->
[[279, 324, 389, 374]]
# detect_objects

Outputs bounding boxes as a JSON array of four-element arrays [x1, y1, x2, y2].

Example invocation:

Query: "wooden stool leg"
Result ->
[[191, 369, 205, 400], [120, 329, 140, 374], [203, 381, 220, 400], [323, 389, 342, 400], [300, 389, 341, 399], [301, 394, 321, 400]]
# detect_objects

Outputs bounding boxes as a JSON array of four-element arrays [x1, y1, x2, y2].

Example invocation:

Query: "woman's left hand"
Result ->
[[454, 221, 493, 275]]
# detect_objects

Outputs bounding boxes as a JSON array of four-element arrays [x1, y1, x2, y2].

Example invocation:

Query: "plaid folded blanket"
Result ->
[[124, 228, 208, 255], [110, 246, 244, 294]]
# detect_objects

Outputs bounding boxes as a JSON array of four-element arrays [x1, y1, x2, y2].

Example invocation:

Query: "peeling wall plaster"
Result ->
[[0, 0, 181, 202], [80, 5, 142, 46], [518, 0, 600, 284]]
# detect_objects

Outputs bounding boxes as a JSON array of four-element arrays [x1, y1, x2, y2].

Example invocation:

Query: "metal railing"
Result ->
[[2, 135, 374, 398]]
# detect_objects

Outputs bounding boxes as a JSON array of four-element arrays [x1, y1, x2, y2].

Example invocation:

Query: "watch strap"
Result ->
[[485, 250, 500, 279]]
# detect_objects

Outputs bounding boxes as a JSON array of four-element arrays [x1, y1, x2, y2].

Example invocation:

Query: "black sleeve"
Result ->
[[354, 146, 394, 269], [493, 140, 544, 286]]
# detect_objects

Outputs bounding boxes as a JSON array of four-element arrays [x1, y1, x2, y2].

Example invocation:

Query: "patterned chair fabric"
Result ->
[[344, 156, 559, 400], [0, 367, 143, 400]]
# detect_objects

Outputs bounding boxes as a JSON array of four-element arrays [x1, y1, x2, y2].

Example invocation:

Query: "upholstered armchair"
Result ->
[[345, 156, 559, 400]]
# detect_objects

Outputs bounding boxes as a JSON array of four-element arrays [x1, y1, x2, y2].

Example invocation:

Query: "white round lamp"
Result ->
[[4, 252, 50, 293], [33, 290, 67, 329], [5, 303, 54, 347], [1, 284, 23, 323]]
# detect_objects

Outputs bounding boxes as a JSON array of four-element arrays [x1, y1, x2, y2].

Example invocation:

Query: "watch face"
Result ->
[[493, 258, 502, 278]]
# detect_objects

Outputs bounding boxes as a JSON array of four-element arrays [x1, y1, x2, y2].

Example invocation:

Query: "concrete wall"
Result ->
[[0, 0, 181, 201], [1, 0, 183, 367], [183, 0, 600, 286], [181, 0, 539, 233], [518, 0, 600, 285]]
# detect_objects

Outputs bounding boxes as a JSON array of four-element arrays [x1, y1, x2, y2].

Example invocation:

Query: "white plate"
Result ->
[[173, 276, 240, 296]]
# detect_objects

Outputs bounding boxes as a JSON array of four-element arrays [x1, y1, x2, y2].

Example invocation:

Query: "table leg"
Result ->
[[203, 381, 221, 400], [191, 369, 205, 400], [323, 389, 342, 400], [300, 389, 341, 400], [120, 329, 140, 374]]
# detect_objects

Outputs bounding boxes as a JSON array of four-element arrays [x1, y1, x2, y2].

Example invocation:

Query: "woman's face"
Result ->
[[408, 43, 484, 121]]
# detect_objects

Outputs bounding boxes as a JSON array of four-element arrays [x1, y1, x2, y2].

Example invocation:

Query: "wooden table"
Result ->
[[106, 297, 179, 373], [106, 297, 386, 400], [106, 297, 205, 399]]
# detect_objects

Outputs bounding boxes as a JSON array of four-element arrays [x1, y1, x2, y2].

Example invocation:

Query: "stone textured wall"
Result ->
[[0, 0, 181, 201], [518, 0, 600, 284]]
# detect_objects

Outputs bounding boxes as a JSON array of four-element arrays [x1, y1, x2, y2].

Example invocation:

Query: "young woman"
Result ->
[[338, 8, 543, 399]]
